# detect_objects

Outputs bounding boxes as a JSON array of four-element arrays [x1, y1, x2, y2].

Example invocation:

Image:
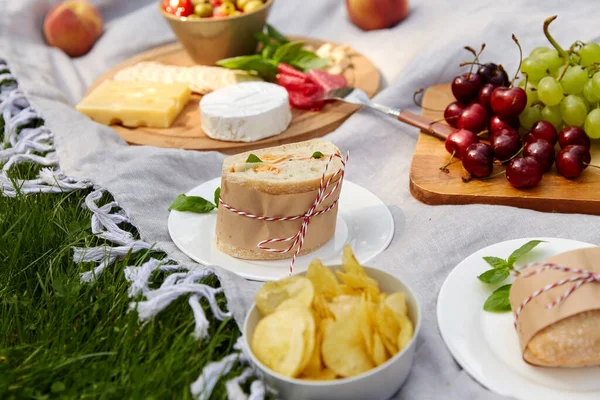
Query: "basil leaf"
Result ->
[[290, 50, 330, 72], [482, 256, 510, 269], [266, 23, 289, 44], [311, 151, 324, 159], [216, 55, 263, 70], [254, 31, 272, 46], [273, 41, 305, 63], [214, 187, 221, 207], [246, 154, 262, 163], [261, 44, 276, 59], [483, 284, 512, 312], [169, 194, 216, 213], [507, 240, 546, 267], [478, 268, 510, 284]]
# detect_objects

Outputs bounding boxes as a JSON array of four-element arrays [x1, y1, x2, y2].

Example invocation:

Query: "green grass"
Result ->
[[0, 162, 245, 399]]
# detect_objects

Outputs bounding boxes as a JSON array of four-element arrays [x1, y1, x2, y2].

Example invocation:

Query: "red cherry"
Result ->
[[444, 101, 466, 128], [528, 121, 558, 146], [462, 143, 494, 177], [444, 129, 479, 158], [491, 128, 521, 161], [523, 139, 555, 172], [457, 103, 488, 133], [556, 145, 591, 179], [506, 157, 543, 188], [489, 115, 518, 134], [477, 83, 496, 110], [490, 87, 527, 118], [558, 126, 591, 150], [452, 73, 483, 104]]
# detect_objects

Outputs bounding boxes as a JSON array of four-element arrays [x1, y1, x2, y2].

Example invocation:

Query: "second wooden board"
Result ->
[[410, 84, 600, 215], [88, 38, 380, 154]]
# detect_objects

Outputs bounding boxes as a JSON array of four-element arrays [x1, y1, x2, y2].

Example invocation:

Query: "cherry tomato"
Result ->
[[211, 0, 223, 6], [162, 0, 194, 17]]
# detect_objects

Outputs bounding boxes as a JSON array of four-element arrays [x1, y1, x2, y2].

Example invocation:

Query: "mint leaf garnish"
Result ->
[[246, 154, 262, 163], [507, 240, 545, 267], [311, 151, 324, 159], [169, 194, 216, 213], [478, 268, 510, 284], [483, 284, 512, 312], [214, 187, 221, 207]]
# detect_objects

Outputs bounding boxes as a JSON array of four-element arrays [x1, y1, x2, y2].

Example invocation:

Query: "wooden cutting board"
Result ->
[[409, 84, 600, 215], [87, 38, 380, 154]]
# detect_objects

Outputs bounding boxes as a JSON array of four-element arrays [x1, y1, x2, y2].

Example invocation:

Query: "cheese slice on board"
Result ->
[[113, 61, 261, 95], [200, 82, 292, 142], [76, 80, 190, 128]]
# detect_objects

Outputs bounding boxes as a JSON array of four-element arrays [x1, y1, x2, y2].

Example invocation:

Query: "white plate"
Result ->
[[168, 177, 394, 281], [437, 237, 600, 400]]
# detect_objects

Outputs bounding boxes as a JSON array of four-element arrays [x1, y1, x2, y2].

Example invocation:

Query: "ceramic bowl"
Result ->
[[159, 0, 274, 65], [243, 265, 422, 400]]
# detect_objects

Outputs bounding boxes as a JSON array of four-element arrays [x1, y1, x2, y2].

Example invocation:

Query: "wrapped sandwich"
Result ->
[[510, 247, 600, 367], [215, 140, 344, 260]]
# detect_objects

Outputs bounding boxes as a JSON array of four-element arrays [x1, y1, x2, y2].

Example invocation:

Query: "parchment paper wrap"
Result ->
[[215, 177, 342, 260], [510, 247, 600, 358]]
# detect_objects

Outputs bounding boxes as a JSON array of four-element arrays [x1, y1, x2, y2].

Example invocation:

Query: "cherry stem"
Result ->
[[459, 61, 485, 68], [413, 88, 424, 107], [499, 144, 525, 164], [544, 16, 575, 66], [428, 116, 455, 130], [583, 162, 600, 170], [464, 46, 477, 57], [440, 150, 456, 173], [477, 169, 507, 180], [511, 34, 522, 87], [477, 130, 489, 137], [470, 43, 486, 75]]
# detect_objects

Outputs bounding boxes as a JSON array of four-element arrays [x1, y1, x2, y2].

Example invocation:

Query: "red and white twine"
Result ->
[[512, 262, 600, 328], [219, 152, 349, 275]]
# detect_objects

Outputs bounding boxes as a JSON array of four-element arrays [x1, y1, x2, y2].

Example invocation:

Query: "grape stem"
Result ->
[[543, 16, 576, 66], [510, 35, 522, 87]]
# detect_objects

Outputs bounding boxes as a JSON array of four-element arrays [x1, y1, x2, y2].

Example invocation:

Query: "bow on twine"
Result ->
[[513, 262, 600, 328], [219, 152, 349, 275]]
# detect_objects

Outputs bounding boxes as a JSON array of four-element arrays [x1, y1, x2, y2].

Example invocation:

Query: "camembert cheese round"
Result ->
[[200, 82, 292, 142]]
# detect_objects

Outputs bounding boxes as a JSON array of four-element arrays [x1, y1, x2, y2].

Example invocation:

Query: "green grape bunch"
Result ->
[[517, 16, 600, 139]]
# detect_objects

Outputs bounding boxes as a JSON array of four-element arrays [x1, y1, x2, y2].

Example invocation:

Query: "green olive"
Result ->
[[220, 2, 236, 14], [194, 3, 213, 17], [243, 0, 263, 12], [236, 0, 251, 9]]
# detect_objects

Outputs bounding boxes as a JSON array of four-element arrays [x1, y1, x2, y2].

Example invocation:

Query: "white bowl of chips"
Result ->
[[243, 246, 421, 400]]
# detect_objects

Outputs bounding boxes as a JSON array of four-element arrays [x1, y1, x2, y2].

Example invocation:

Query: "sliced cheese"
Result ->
[[113, 61, 262, 95], [200, 82, 292, 143], [76, 80, 190, 128]]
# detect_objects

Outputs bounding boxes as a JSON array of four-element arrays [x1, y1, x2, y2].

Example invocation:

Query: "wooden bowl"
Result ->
[[158, 0, 274, 65]]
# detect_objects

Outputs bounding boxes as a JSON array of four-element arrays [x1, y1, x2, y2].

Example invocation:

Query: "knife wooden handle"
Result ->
[[397, 110, 455, 141]]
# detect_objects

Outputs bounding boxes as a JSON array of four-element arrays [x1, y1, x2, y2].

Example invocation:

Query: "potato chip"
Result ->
[[306, 259, 341, 299], [375, 302, 400, 355], [322, 313, 374, 377], [372, 332, 389, 366], [342, 245, 367, 277], [397, 314, 414, 351], [312, 294, 334, 320], [327, 295, 360, 320], [359, 296, 374, 358], [252, 307, 309, 378], [301, 368, 337, 381], [301, 319, 324, 377], [255, 275, 314, 315], [385, 292, 408, 319]]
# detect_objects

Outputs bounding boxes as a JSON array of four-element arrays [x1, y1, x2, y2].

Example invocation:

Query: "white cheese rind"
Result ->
[[200, 82, 292, 143]]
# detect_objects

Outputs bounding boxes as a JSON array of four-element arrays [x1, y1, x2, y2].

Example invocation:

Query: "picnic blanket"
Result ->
[[3, 0, 600, 398]]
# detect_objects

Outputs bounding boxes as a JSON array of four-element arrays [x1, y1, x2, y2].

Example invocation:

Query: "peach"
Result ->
[[43, 0, 103, 57], [346, 0, 409, 31]]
